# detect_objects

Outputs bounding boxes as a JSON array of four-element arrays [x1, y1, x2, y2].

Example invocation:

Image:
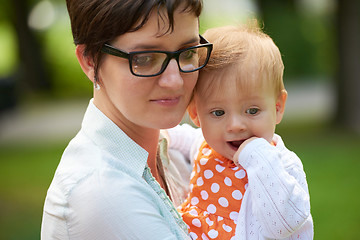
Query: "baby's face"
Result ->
[[193, 81, 283, 160]]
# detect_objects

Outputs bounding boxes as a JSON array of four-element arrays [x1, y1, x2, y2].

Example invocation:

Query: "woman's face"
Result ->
[[95, 9, 199, 133]]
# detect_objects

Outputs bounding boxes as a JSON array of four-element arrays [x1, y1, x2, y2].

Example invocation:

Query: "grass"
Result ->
[[0, 141, 67, 240], [277, 121, 360, 239], [0, 121, 359, 239]]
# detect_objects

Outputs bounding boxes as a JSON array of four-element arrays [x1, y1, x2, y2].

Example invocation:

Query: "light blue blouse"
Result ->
[[41, 99, 190, 240]]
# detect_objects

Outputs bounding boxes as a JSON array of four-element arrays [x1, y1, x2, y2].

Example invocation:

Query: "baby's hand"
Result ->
[[233, 137, 258, 167]]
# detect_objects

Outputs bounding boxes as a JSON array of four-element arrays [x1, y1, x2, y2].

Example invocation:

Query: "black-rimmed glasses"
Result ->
[[101, 35, 213, 77]]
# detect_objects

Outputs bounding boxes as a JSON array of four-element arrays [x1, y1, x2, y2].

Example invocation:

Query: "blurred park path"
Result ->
[[284, 80, 335, 122], [0, 99, 89, 144], [0, 81, 335, 145]]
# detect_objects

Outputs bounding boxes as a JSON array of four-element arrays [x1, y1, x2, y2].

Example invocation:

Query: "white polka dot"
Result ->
[[192, 218, 202, 227], [235, 169, 246, 179], [208, 229, 219, 239], [191, 197, 199, 205], [197, 164, 201, 173], [245, 183, 248, 189], [201, 190, 209, 200], [204, 170, 214, 179], [189, 209, 198, 216], [218, 197, 229, 207], [202, 148, 212, 156], [200, 158, 208, 165], [223, 224, 232, 232], [207, 204, 217, 214], [231, 166, 239, 171], [211, 183, 220, 193], [232, 190, 243, 200], [197, 177, 204, 186], [189, 232, 198, 239], [202, 233, 209, 240], [217, 216, 223, 221], [229, 211, 239, 221], [224, 177, 232, 186], [214, 158, 224, 164], [215, 164, 225, 172], [205, 217, 214, 226]]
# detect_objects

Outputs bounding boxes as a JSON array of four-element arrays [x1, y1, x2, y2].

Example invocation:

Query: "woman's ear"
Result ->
[[75, 45, 95, 83], [276, 89, 288, 124], [187, 100, 201, 127]]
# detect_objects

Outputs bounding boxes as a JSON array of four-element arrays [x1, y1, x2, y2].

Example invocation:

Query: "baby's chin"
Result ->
[[220, 147, 239, 162]]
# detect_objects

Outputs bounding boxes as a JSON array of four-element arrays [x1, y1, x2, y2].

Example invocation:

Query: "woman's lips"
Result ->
[[150, 96, 181, 106]]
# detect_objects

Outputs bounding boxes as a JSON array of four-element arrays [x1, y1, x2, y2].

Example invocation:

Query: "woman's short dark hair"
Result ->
[[66, 0, 203, 80]]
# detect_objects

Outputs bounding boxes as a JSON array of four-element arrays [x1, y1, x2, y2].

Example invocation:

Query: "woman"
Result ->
[[41, 0, 212, 239]]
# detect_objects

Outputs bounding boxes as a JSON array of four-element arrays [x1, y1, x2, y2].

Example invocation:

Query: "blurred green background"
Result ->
[[0, 0, 360, 239]]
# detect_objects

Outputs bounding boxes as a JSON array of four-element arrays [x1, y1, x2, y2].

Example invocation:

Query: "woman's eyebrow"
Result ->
[[182, 36, 200, 45], [129, 36, 200, 51]]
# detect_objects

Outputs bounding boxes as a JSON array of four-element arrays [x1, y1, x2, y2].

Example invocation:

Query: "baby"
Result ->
[[169, 22, 314, 239]]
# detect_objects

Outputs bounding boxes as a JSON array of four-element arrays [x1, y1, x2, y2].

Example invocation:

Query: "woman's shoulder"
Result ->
[[45, 154, 153, 219], [49, 131, 144, 201]]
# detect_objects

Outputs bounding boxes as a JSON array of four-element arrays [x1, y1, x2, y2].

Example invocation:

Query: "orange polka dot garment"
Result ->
[[178, 141, 248, 240]]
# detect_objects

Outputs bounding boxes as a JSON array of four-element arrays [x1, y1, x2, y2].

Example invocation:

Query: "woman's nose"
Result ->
[[158, 59, 183, 89]]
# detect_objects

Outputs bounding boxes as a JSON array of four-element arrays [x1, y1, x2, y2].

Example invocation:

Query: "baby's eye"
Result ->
[[246, 108, 259, 115], [211, 110, 225, 117]]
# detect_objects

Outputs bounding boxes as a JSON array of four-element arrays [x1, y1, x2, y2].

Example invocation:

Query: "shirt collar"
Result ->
[[81, 99, 149, 177]]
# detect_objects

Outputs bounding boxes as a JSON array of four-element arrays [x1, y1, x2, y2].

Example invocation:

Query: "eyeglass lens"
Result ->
[[131, 46, 209, 76]]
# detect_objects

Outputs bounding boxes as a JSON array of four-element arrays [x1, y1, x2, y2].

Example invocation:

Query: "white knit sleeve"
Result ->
[[237, 136, 312, 239]]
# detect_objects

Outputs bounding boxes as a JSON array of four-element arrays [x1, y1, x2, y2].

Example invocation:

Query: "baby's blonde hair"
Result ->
[[197, 20, 285, 100]]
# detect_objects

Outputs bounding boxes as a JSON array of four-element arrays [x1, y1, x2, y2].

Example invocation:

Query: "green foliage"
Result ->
[[0, 22, 18, 77], [259, 3, 336, 80], [0, 3, 92, 99], [43, 18, 92, 98], [200, 2, 336, 81]]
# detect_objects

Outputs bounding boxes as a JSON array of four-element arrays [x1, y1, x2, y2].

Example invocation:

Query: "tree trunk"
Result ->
[[335, 0, 360, 133], [10, 0, 51, 93]]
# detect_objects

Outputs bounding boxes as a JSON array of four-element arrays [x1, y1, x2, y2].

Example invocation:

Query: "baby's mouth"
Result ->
[[227, 140, 245, 151]]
